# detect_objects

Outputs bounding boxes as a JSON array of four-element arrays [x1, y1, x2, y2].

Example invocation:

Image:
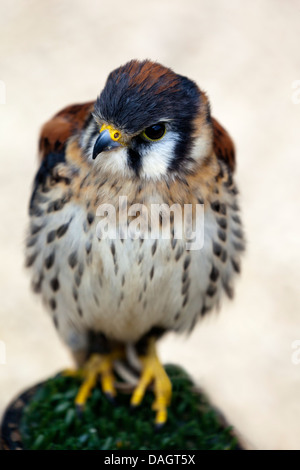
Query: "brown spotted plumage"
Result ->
[[26, 59, 245, 425]]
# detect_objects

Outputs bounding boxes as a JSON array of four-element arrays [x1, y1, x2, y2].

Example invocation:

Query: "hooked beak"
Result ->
[[92, 129, 122, 160]]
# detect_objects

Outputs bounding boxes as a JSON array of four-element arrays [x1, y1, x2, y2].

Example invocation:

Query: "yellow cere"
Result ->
[[100, 124, 122, 142]]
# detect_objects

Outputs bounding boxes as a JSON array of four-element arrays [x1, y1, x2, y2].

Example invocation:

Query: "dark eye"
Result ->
[[142, 123, 166, 141]]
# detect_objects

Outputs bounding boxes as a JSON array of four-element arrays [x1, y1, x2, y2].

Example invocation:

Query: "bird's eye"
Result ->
[[142, 123, 166, 141]]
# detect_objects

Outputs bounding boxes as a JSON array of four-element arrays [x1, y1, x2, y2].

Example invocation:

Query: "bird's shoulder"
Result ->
[[38, 101, 95, 162], [29, 102, 94, 211], [211, 117, 235, 173]]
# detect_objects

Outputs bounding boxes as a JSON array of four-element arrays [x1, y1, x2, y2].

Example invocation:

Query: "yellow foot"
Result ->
[[130, 338, 172, 427], [64, 351, 122, 410]]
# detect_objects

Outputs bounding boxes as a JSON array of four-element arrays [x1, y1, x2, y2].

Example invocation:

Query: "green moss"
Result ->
[[20, 364, 238, 450]]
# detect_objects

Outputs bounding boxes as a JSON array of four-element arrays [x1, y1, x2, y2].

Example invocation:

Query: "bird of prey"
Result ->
[[25, 59, 244, 426]]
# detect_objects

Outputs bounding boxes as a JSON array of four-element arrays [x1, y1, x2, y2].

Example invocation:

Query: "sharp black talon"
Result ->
[[155, 421, 165, 431], [105, 393, 116, 405], [130, 404, 139, 411], [76, 404, 84, 417]]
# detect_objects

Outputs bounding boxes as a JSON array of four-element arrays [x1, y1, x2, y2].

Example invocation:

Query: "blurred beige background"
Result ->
[[0, 0, 300, 450]]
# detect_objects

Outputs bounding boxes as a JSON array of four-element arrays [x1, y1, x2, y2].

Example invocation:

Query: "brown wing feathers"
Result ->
[[38, 101, 95, 161], [212, 117, 235, 172]]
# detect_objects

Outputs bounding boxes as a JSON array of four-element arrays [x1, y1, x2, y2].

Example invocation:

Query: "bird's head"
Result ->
[[83, 60, 213, 180]]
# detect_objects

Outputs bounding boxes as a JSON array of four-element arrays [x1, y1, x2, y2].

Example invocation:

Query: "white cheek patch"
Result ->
[[95, 147, 130, 176], [140, 132, 177, 180]]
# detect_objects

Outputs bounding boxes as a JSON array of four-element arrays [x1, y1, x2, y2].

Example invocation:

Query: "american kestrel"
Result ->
[[25, 60, 244, 426]]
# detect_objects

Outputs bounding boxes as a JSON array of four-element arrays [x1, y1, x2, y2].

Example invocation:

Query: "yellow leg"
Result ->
[[64, 349, 123, 410], [131, 338, 172, 427]]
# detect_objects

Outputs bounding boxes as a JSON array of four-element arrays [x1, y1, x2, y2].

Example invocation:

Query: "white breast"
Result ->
[[26, 184, 242, 347]]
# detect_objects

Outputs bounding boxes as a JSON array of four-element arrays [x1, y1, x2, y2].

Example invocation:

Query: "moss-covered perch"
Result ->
[[1, 365, 240, 450]]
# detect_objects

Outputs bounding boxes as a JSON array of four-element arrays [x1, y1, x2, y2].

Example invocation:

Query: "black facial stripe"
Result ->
[[127, 147, 142, 176], [168, 122, 196, 172]]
